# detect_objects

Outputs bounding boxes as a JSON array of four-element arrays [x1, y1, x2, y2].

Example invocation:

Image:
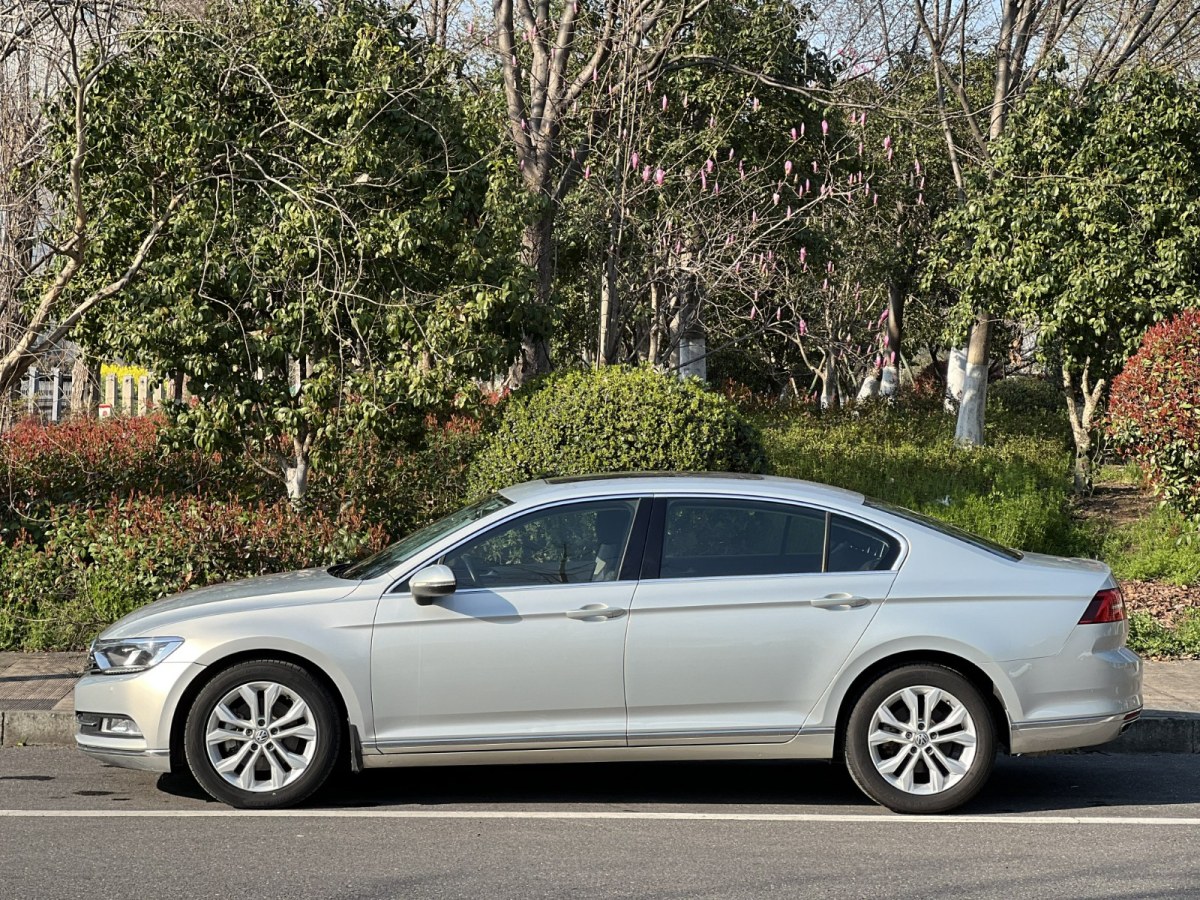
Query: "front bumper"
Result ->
[[77, 744, 173, 773], [73, 661, 203, 771]]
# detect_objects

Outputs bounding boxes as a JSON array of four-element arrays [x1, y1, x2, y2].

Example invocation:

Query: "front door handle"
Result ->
[[566, 604, 626, 620], [811, 593, 871, 609]]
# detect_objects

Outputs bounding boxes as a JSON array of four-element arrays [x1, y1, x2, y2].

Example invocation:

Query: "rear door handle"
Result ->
[[811, 593, 870, 609], [566, 604, 626, 620]]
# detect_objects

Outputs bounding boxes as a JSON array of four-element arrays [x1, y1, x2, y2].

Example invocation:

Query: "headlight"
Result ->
[[86, 637, 184, 675]]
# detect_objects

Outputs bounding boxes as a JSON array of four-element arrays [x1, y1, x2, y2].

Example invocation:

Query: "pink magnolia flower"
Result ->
[[799, 247, 807, 264], [642, 165, 651, 182], [584, 165, 591, 179], [772, 192, 780, 206], [700, 171, 708, 191], [784, 160, 793, 176], [821, 119, 829, 136], [797, 318, 808, 335], [883, 136, 892, 150], [713, 181, 720, 196], [630, 151, 639, 169], [654, 168, 665, 186], [661, 95, 668, 112], [791, 127, 798, 141], [753, 97, 761, 112], [750, 305, 758, 320], [786, 205, 793, 219], [706, 158, 714, 174]]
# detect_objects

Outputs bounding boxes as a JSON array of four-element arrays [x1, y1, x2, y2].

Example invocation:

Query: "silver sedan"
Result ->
[[74, 473, 1142, 813]]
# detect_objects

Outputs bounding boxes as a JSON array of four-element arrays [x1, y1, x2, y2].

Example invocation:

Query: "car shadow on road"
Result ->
[[157, 751, 1200, 813]]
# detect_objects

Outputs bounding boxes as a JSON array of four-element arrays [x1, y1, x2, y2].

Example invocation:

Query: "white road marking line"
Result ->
[[0, 809, 1196, 825]]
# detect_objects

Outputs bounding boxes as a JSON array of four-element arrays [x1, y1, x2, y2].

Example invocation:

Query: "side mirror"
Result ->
[[410, 564, 457, 606]]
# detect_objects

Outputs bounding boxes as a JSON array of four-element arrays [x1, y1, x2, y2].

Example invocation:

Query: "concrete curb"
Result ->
[[1103, 713, 1200, 754], [0, 711, 75, 748], [1, 709, 1198, 753]]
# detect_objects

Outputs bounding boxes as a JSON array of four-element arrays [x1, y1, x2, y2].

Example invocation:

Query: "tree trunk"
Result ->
[[820, 353, 840, 409], [598, 215, 621, 366], [508, 217, 554, 387], [1062, 363, 1105, 495], [886, 277, 904, 394], [955, 312, 990, 446], [69, 352, 100, 417]]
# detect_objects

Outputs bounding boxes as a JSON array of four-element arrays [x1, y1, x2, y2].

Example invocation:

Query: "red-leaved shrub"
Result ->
[[1108, 310, 1200, 525], [0, 416, 252, 541], [0, 495, 388, 650]]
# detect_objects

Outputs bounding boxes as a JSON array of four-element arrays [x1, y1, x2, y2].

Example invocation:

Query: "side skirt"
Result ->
[[361, 730, 835, 769]]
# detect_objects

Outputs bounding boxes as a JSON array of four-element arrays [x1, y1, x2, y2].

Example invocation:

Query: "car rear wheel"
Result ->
[[184, 660, 341, 809], [844, 664, 996, 814]]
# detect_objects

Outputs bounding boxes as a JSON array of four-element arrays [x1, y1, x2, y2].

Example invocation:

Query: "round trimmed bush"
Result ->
[[468, 366, 769, 494], [1108, 310, 1200, 525]]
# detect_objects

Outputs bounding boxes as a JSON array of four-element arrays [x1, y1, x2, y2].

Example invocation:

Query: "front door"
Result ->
[[624, 497, 899, 745], [371, 498, 646, 752]]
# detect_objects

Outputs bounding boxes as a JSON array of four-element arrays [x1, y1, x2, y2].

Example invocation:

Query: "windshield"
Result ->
[[337, 494, 513, 580], [864, 498, 1024, 561]]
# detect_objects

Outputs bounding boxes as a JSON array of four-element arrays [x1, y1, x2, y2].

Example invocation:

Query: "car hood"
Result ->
[[99, 568, 359, 639]]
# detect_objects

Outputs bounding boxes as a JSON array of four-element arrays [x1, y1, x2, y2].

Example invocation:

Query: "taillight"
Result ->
[[1079, 587, 1126, 624]]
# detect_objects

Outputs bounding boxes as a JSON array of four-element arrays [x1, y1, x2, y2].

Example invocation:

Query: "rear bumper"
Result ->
[[1010, 708, 1142, 754]]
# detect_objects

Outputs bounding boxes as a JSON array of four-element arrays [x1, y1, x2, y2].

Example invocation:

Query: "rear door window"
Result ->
[[659, 499, 826, 579]]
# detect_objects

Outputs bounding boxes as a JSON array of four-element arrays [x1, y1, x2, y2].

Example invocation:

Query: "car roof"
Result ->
[[498, 472, 866, 508]]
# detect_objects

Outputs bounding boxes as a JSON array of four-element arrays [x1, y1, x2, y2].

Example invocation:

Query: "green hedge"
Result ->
[[469, 366, 769, 494]]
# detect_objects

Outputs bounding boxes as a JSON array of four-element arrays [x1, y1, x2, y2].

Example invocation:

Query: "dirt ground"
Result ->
[[1074, 481, 1197, 624]]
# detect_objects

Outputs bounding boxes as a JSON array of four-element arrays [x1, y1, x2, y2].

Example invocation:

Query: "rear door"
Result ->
[[623, 497, 900, 746]]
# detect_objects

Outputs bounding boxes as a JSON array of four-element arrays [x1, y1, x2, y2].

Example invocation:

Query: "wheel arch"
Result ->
[[830, 649, 1012, 761], [168, 649, 355, 775]]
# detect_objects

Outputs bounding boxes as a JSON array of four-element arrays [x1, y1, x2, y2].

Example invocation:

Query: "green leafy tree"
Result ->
[[931, 68, 1200, 491], [62, 0, 525, 499]]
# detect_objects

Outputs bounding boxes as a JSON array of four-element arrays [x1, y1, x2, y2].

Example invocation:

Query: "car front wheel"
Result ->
[[844, 664, 996, 814], [184, 659, 341, 809]]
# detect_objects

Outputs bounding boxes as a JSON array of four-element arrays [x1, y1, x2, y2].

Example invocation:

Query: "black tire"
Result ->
[[184, 659, 342, 809], [844, 664, 996, 814]]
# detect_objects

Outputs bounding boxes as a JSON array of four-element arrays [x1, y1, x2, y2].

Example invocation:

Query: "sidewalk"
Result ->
[[2, 651, 1198, 751]]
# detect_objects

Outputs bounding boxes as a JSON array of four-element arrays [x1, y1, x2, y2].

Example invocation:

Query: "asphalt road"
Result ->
[[1, 748, 1198, 899]]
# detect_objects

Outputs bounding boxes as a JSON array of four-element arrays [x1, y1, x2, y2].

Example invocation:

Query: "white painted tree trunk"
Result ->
[[856, 372, 880, 402], [954, 316, 990, 446], [880, 367, 898, 397], [945, 347, 968, 412], [954, 362, 989, 446]]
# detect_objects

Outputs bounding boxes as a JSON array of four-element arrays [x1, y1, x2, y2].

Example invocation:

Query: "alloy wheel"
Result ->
[[866, 684, 978, 795]]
